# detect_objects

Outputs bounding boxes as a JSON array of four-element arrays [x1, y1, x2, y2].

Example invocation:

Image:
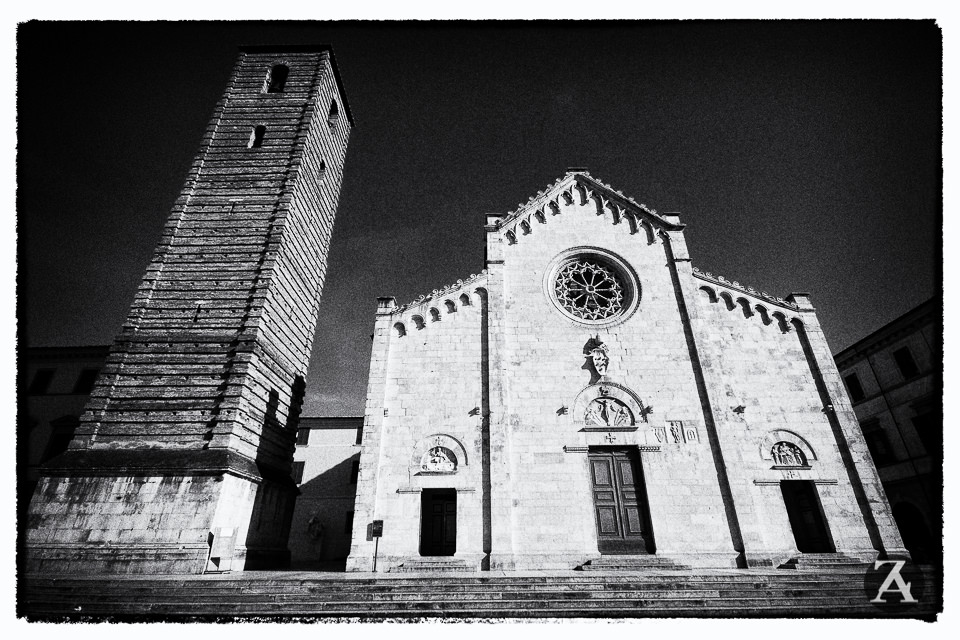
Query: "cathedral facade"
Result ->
[[346, 171, 908, 572]]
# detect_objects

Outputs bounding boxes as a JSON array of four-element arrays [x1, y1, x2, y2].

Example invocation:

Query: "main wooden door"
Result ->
[[589, 448, 654, 554], [420, 489, 457, 556], [780, 480, 833, 553]]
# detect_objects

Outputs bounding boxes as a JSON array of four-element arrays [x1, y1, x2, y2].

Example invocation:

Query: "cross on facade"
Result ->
[[604, 433, 617, 444]]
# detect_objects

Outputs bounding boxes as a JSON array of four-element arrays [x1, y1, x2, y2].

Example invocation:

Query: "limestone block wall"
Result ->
[[347, 282, 487, 571], [492, 181, 736, 568], [689, 278, 905, 563], [26, 473, 257, 574]]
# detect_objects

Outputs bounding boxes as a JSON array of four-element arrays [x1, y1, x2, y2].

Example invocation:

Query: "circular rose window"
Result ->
[[555, 259, 625, 320], [546, 248, 640, 326]]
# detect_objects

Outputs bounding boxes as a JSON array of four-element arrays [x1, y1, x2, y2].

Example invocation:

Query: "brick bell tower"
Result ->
[[25, 45, 353, 574]]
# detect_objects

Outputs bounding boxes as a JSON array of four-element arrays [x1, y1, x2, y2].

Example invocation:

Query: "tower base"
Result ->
[[24, 449, 297, 574]]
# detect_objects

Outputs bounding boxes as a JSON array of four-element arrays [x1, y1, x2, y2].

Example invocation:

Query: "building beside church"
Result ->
[[288, 416, 363, 567], [19, 346, 110, 527], [835, 298, 941, 563], [346, 170, 909, 572]]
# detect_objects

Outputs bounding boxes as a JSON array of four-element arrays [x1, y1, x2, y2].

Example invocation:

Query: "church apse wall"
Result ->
[[346, 170, 908, 573]]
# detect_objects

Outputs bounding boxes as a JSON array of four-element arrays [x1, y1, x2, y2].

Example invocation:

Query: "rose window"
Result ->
[[554, 260, 625, 320]]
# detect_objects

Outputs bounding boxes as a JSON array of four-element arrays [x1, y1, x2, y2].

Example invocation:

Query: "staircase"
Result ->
[[19, 568, 940, 620]]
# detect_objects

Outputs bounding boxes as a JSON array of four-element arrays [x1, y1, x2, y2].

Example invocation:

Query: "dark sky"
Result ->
[[17, 21, 941, 417]]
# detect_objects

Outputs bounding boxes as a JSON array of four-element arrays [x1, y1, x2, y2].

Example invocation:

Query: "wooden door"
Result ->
[[589, 448, 654, 554], [781, 481, 833, 553], [420, 489, 457, 556]]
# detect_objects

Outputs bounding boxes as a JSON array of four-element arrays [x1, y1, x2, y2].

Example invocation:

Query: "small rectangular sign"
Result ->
[[370, 520, 384, 537]]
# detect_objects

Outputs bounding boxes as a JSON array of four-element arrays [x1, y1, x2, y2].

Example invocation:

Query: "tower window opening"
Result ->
[[328, 99, 340, 126], [248, 125, 266, 149], [266, 64, 289, 93]]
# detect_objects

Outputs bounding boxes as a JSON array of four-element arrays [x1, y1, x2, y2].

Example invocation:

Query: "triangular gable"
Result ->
[[492, 170, 684, 244]]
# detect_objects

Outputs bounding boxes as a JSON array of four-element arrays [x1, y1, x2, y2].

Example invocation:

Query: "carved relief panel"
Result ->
[[573, 382, 651, 432], [412, 434, 469, 476], [652, 420, 699, 445]]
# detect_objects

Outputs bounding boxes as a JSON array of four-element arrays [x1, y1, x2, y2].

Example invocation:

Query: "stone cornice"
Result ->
[[692, 267, 798, 311], [394, 270, 488, 314], [493, 170, 684, 235]]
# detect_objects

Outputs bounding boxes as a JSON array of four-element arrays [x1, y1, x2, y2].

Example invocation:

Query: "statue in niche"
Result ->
[[421, 446, 457, 472], [584, 397, 634, 428], [772, 441, 806, 466]]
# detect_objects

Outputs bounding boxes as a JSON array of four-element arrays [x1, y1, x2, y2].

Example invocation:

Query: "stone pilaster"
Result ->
[[346, 298, 395, 572], [483, 213, 517, 570]]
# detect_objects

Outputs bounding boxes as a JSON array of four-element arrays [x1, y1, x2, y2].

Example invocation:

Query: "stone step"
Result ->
[[779, 553, 871, 570], [389, 558, 472, 573], [22, 600, 915, 619], [22, 580, 871, 600], [580, 555, 689, 571], [22, 571, 872, 588], [25, 585, 875, 606]]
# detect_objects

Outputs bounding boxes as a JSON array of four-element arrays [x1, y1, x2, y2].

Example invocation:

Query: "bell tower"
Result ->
[[25, 45, 353, 573]]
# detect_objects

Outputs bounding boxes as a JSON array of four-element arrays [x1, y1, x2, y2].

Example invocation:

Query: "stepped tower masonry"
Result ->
[[25, 45, 353, 574]]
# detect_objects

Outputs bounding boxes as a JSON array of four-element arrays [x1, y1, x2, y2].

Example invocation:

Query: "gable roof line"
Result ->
[[393, 270, 489, 314], [692, 267, 799, 311], [494, 170, 684, 233]]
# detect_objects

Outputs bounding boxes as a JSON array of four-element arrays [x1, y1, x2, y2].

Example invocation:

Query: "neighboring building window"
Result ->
[[296, 428, 310, 446], [344, 510, 354, 534], [291, 461, 305, 484], [248, 125, 266, 148], [41, 417, 79, 463], [911, 413, 940, 456], [72, 368, 99, 395], [893, 347, 919, 379], [266, 64, 289, 93], [350, 459, 360, 484], [27, 368, 55, 395], [862, 423, 894, 466], [843, 373, 865, 403]]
